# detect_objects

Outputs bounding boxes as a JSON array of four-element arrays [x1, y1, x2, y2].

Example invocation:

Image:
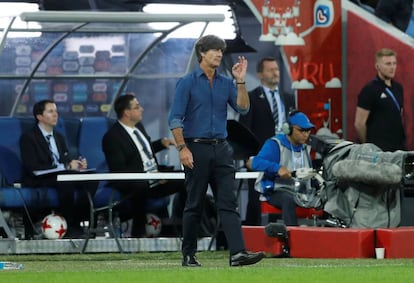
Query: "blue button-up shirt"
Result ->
[[169, 66, 249, 139]]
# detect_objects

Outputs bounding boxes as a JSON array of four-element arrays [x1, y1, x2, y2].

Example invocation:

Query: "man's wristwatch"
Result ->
[[176, 144, 187, 152]]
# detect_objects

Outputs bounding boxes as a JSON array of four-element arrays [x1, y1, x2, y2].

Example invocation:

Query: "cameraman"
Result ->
[[251, 111, 315, 226]]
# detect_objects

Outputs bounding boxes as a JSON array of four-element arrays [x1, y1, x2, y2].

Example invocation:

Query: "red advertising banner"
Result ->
[[244, 0, 342, 136]]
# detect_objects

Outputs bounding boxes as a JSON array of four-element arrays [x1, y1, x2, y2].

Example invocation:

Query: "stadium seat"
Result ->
[[0, 118, 58, 209], [0, 116, 174, 242], [76, 117, 124, 251], [0, 118, 58, 239], [78, 117, 115, 170], [59, 117, 81, 157], [0, 117, 22, 157]]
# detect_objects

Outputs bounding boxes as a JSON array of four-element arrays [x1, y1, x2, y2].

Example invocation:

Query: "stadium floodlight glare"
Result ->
[[19, 11, 225, 24], [143, 4, 236, 40]]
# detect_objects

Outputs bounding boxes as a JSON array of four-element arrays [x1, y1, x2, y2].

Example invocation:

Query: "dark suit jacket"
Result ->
[[102, 121, 165, 192], [239, 86, 296, 148], [20, 125, 71, 187]]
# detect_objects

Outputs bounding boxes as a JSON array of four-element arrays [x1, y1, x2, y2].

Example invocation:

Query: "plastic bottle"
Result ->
[[0, 261, 24, 270]]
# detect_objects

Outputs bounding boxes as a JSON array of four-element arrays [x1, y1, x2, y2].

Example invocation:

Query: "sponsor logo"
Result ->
[[73, 92, 88, 103], [72, 83, 88, 92], [53, 93, 68, 102], [46, 67, 63, 75], [17, 104, 27, 113], [33, 83, 49, 93], [21, 94, 30, 103], [79, 45, 95, 53], [100, 104, 111, 112], [53, 83, 69, 93], [92, 92, 107, 102], [15, 45, 31, 56], [57, 104, 70, 113], [72, 104, 84, 113], [16, 67, 31, 75], [15, 56, 31, 66], [93, 82, 108, 92], [85, 104, 99, 113], [34, 93, 50, 101]]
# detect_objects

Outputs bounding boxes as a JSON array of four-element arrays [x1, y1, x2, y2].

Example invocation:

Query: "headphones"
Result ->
[[281, 109, 300, 135]]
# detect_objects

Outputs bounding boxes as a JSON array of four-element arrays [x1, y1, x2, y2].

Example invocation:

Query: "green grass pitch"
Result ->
[[1, 251, 414, 283]]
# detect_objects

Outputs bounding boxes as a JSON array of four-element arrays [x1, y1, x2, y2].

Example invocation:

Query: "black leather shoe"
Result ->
[[182, 255, 202, 267], [230, 251, 265, 267]]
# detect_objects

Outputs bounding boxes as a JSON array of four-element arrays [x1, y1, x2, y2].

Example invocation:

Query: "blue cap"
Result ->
[[288, 112, 315, 129]]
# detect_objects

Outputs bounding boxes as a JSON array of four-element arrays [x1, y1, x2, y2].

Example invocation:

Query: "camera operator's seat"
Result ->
[[261, 201, 323, 225]]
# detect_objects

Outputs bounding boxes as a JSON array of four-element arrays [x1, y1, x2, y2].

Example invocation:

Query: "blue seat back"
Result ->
[[0, 117, 22, 158], [0, 135, 59, 209], [0, 146, 23, 185], [62, 117, 81, 157], [0, 118, 23, 189], [78, 117, 114, 171], [19, 117, 36, 137]]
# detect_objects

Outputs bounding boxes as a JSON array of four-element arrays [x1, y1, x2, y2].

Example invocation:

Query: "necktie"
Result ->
[[133, 130, 153, 160], [46, 134, 59, 166], [270, 90, 279, 129]]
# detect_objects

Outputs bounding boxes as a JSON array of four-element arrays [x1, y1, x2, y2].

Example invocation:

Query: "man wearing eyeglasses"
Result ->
[[251, 111, 315, 226], [102, 93, 184, 237]]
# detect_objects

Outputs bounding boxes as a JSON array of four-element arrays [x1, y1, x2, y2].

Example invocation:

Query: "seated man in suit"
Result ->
[[239, 57, 296, 226], [20, 99, 95, 238], [102, 93, 184, 237]]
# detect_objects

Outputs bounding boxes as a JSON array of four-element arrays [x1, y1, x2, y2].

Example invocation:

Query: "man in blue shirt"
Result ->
[[169, 35, 265, 267]]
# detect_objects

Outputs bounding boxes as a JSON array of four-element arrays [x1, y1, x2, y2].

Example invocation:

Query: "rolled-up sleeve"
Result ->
[[169, 77, 191, 130]]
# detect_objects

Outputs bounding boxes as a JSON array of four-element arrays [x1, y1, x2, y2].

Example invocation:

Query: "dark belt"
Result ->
[[185, 138, 226, 145]]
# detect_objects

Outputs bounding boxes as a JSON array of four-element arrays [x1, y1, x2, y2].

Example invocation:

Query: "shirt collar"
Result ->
[[195, 65, 219, 79], [38, 124, 53, 138], [263, 85, 279, 94], [118, 121, 137, 135]]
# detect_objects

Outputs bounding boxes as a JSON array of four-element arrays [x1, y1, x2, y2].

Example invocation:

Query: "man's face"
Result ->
[[201, 48, 223, 68], [376, 55, 397, 80], [37, 102, 58, 128], [258, 60, 280, 88], [127, 98, 144, 123], [289, 126, 311, 145]]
